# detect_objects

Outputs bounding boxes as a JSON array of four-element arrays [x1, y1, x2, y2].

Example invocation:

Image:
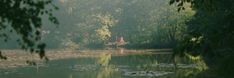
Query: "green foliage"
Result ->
[[171, 0, 234, 60], [61, 37, 79, 50], [171, 0, 234, 77], [96, 14, 118, 41], [22, 0, 193, 49], [0, 0, 193, 50], [0, 0, 58, 59]]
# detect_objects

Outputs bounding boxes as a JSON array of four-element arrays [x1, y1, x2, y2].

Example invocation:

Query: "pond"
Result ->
[[0, 49, 202, 78]]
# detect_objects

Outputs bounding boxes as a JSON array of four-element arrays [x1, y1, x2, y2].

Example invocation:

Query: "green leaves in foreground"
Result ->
[[0, 0, 59, 59]]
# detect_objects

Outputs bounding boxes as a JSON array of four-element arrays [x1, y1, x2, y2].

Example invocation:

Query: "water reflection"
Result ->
[[69, 74, 73, 78], [0, 49, 207, 78], [96, 65, 118, 78], [170, 53, 208, 78], [96, 52, 119, 78], [117, 48, 124, 54], [97, 52, 112, 66]]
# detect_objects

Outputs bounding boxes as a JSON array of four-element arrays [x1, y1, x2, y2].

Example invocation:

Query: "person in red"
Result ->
[[119, 36, 125, 43], [116, 36, 125, 47]]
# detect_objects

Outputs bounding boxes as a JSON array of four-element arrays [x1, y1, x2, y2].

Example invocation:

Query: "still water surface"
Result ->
[[0, 49, 200, 78]]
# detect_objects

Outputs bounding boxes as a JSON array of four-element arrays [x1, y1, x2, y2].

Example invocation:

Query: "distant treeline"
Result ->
[[0, 0, 193, 50]]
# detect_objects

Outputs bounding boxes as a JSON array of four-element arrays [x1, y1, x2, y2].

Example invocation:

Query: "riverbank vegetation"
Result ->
[[0, 0, 233, 78], [0, 0, 194, 50], [170, 0, 234, 77]]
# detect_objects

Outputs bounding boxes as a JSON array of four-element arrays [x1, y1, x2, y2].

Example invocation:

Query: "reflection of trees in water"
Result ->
[[184, 53, 208, 71], [174, 53, 208, 71], [96, 65, 118, 78], [97, 53, 112, 66], [69, 51, 206, 78], [116, 48, 124, 54], [171, 54, 208, 78], [96, 53, 119, 78], [171, 68, 200, 78]]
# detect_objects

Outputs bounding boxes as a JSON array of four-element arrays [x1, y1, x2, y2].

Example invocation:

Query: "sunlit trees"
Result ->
[[96, 14, 118, 42], [48, 0, 121, 49], [40, 0, 193, 49], [110, 0, 193, 48], [6, 0, 193, 50]]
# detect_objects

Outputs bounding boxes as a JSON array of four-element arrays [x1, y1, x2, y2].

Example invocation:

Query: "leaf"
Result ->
[[169, 0, 175, 5]]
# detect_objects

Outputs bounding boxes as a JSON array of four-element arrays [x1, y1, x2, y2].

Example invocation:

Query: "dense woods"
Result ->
[[171, 0, 234, 77], [26, 0, 193, 49], [0, 0, 234, 78], [0, 0, 193, 49]]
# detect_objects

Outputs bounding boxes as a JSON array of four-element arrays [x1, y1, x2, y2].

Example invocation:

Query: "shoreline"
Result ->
[[0, 49, 172, 69]]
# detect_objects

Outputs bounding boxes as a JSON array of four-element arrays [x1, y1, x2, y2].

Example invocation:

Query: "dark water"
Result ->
[[0, 51, 202, 78]]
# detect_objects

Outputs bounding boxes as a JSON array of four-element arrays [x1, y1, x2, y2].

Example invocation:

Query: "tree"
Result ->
[[0, 0, 58, 59], [170, 0, 234, 77], [47, 0, 192, 49], [170, 0, 234, 60]]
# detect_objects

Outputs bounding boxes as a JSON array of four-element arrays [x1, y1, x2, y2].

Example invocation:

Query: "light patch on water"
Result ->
[[151, 63, 197, 68], [0, 69, 18, 75], [71, 65, 97, 71], [123, 70, 173, 77]]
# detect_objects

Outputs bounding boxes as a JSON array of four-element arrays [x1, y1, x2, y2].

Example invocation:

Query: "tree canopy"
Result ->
[[34, 0, 193, 49], [170, 0, 234, 77], [0, 0, 58, 59]]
